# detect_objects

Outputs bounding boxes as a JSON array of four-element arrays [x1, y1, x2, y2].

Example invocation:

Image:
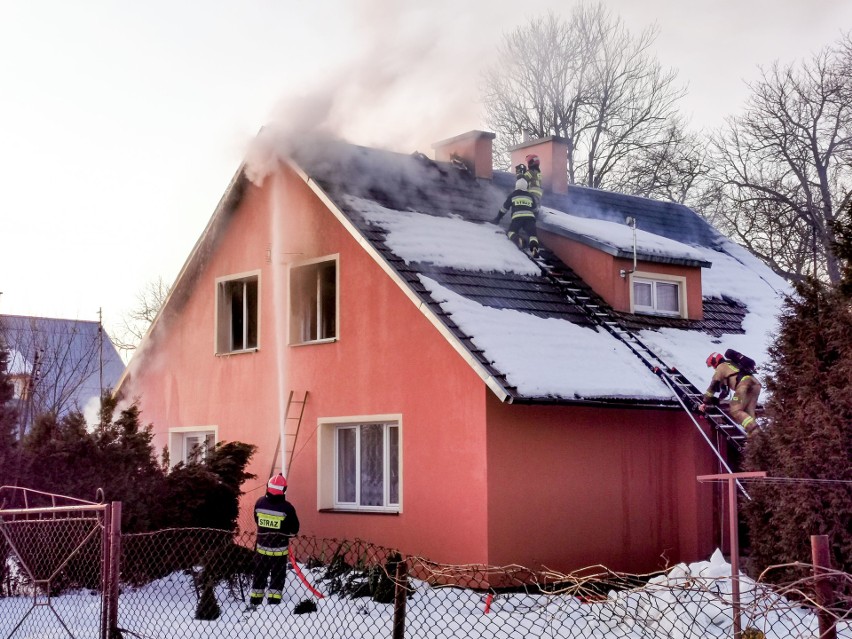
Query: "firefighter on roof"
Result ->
[[249, 473, 300, 607], [520, 153, 543, 211], [700, 352, 762, 434], [494, 177, 540, 255]]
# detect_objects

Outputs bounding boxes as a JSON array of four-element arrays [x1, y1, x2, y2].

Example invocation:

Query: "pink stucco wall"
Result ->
[[126, 165, 718, 574], [540, 229, 705, 320], [485, 398, 717, 573]]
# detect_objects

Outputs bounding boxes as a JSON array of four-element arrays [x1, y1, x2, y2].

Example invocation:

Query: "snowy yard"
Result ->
[[1, 550, 849, 639]]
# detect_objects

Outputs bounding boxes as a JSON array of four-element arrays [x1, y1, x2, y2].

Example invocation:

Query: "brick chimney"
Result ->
[[432, 130, 495, 179], [510, 136, 569, 194]]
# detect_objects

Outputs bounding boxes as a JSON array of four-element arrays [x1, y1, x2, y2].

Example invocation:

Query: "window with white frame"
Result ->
[[216, 272, 259, 354], [318, 418, 400, 512], [632, 275, 684, 317], [168, 427, 217, 468], [289, 257, 337, 344]]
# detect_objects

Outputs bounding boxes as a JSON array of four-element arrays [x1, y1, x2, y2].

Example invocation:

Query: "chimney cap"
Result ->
[[508, 135, 569, 152], [431, 130, 496, 149]]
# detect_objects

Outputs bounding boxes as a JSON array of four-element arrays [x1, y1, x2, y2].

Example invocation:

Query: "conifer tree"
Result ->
[[743, 209, 852, 578], [0, 347, 20, 487]]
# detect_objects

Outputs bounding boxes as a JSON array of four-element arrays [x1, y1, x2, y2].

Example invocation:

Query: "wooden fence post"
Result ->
[[810, 535, 837, 639], [392, 561, 408, 639]]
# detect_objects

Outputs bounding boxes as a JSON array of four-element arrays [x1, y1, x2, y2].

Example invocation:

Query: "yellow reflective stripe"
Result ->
[[511, 211, 536, 219], [257, 548, 289, 556]]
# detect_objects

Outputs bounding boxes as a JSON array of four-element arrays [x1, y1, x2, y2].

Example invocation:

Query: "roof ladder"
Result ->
[[529, 249, 750, 498], [269, 390, 310, 479]]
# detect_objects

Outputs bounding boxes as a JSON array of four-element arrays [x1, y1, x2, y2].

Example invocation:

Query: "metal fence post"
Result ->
[[392, 561, 408, 639], [108, 502, 122, 639], [100, 502, 112, 639], [811, 535, 837, 639]]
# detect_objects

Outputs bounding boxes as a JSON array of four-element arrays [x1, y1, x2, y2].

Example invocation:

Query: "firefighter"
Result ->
[[249, 473, 300, 607], [494, 177, 540, 255], [521, 154, 543, 211], [700, 352, 762, 434]]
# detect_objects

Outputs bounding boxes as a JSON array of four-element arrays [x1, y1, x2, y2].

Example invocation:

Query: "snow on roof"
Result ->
[[332, 168, 789, 403], [540, 208, 709, 265]]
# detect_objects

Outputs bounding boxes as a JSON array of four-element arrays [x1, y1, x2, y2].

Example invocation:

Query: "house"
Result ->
[[0, 315, 126, 432], [117, 130, 788, 575]]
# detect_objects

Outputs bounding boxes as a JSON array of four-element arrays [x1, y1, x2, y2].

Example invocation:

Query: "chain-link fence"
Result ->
[[2, 523, 851, 638]]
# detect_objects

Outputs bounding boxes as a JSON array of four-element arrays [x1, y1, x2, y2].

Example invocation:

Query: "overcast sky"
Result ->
[[1, 0, 850, 339]]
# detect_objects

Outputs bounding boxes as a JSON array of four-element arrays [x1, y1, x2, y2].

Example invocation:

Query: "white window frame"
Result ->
[[630, 271, 687, 318], [215, 270, 261, 355], [317, 414, 401, 513], [288, 255, 339, 345], [168, 426, 218, 469]]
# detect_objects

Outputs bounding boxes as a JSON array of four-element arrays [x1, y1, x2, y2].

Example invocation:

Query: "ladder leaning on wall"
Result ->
[[269, 390, 309, 480]]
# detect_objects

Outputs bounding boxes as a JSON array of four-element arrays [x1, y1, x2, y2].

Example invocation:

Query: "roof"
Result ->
[[0, 314, 126, 416], [292, 139, 789, 406]]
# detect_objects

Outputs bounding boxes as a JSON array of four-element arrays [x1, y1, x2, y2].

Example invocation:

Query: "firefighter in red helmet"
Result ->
[[249, 473, 300, 607], [520, 154, 543, 211], [700, 352, 762, 434]]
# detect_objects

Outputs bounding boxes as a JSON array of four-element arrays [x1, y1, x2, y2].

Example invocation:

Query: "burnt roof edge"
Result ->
[[291, 158, 515, 405]]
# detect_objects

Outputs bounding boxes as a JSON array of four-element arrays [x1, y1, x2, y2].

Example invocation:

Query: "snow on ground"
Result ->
[[1, 551, 848, 639]]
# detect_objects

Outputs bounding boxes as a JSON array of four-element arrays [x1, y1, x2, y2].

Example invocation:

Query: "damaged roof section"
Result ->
[[293, 139, 786, 405]]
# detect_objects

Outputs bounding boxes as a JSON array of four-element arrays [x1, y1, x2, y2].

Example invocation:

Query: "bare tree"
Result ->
[[708, 34, 852, 283], [482, 5, 692, 196], [113, 276, 170, 356], [0, 316, 104, 434]]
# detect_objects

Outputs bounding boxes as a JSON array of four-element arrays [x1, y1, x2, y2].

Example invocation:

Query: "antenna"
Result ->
[[620, 216, 638, 278]]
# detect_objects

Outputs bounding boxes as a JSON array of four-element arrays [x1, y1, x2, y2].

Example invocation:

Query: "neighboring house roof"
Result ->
[[0, 315, 125, 417], [291, 140, 789, 405]]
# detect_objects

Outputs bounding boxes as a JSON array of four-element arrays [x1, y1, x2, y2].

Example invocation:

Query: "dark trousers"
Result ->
[[507, 217, 539, 249], [250, 553, 289, 605]]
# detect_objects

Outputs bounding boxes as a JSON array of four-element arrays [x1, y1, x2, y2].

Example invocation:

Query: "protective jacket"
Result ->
[[494, 189, 536, 223], [254, 493, 300, 556], [704, 361, 762, 432], [522, 168, 543, 206]]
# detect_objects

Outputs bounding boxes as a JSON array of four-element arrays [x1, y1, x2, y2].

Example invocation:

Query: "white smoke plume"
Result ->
[[244, 0, 526, 184]]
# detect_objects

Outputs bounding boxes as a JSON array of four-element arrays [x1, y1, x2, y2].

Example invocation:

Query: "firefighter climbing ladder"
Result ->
[[530, 250, 751, 499], [269, 390, 309, 479]]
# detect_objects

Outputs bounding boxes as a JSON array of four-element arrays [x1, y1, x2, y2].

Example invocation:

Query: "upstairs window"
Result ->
[[290, 257, 338, 344], [632, 275, 684, 317], [216, 272, 260, 354]]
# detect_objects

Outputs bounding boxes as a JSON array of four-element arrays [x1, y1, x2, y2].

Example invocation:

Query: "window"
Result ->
[[318, 417, 401, 512], [168, 427, 217, 468], [632, 275, 684, 316], [290, 257, 337, 344], [216, 272, 259, 354]]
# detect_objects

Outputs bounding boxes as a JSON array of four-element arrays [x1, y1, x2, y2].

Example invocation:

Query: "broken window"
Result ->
[[290, 258, 337, 344], [216, 273, 259, 353]]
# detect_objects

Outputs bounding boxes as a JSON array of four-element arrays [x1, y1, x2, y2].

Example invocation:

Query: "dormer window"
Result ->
[[631, 273, 687, 318]]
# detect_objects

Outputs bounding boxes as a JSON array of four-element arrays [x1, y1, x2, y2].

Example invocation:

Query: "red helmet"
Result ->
[[525, 154, 540, 169], [706, 352, 724, 368], [267, 473, 287, 495]]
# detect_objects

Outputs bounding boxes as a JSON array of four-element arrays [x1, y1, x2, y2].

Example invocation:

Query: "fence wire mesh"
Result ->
[[1, 525, 851, 639]]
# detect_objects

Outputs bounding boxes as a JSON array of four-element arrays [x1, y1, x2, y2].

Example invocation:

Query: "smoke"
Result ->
[[244, 0, 519, 184]]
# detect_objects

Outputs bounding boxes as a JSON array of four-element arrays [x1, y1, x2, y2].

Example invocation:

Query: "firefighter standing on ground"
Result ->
[[249, 473, 300, 607], [494, 177, 540, 255], [700, 352, 762, 434]]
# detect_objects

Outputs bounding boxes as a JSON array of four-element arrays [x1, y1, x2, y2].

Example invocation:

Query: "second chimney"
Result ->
[[510, 136, 569, 195], [432, 130, 495, 179]]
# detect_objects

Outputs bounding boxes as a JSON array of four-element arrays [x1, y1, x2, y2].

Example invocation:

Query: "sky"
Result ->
[[1, 0, 850, 341], [0, 548, 846, 638]]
